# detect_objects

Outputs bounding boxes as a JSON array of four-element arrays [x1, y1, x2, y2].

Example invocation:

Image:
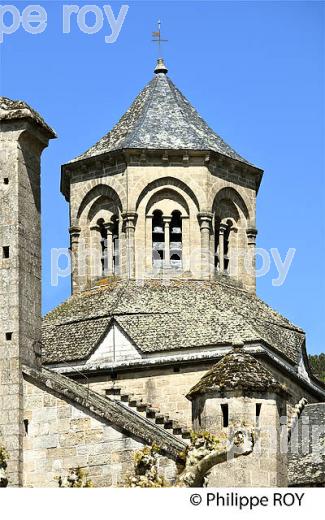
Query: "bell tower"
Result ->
[[0, 97, 56, 486], [61, 59, 263, 293]]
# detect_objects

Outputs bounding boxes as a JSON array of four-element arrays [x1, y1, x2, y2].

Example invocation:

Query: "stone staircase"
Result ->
[[105, 386, 191, 442]]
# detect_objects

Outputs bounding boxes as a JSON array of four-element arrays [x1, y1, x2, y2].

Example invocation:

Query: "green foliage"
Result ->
[[309, 354, 325, 383], [125, 444, 169, 488], [56, 467, 93, 488]]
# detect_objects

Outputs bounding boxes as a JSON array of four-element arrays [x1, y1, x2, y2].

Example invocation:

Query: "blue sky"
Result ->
[[1, 1, 324, 354]]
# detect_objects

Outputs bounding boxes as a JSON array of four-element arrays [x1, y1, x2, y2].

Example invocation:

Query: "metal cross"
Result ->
[[152, 20, 168, 55]]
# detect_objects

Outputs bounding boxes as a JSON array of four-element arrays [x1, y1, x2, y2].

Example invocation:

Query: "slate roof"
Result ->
[[288, 403, 325, 486], [0, 96, 56, 137], [69, 61, 252, 166], [42, 279, 305, 365], [186, 350, 289, 399]]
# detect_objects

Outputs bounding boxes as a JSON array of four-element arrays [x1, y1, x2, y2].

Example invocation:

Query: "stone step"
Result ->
[[106, 386, 191, 442], [105, 387, 121, 397], [155, 413, 165, 425], [128, 396, 138, 407], [164, 417, 173, 430], [120, 392, 130, 402], [136, 401, 148, 412], [146, 407, 159, 419], [181, 428, 191, 439]]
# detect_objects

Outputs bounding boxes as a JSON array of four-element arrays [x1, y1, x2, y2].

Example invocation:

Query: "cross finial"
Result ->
[[152, 19, 168, 56]]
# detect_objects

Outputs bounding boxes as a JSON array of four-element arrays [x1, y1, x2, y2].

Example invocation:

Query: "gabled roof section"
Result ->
[[186, 349, 289, 399], [68, 60, 252, 166], [42, 279, 305, 366]]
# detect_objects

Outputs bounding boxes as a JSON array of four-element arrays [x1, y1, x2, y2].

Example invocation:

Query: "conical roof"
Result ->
[[70, 59, 251, 165], [187, 349, 289, 399]]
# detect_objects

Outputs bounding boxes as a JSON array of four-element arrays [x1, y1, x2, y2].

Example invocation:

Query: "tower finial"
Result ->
[[152, 20, 168, 73]]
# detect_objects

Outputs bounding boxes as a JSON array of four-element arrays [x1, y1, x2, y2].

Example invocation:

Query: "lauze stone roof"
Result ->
[[0, 96, 56, 137], [69, 65, 252, 166], [42, 279, 305, 365], [186, 349, 289, 399]]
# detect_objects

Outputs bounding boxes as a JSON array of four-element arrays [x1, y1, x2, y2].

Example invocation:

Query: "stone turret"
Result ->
[[0, 97, 56, 486], [186, 345, 290, 486]]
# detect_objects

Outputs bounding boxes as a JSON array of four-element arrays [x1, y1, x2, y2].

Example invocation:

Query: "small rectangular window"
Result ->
[[256, 403, 262, 427], [3, 178, 9, 185], [2, 246, 9, 259], [221, 404, 229, 427], [5, 332, 12, 341]]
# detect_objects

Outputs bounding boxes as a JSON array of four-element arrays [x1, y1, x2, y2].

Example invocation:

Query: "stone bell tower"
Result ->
[[0, 97, 56, 486], [61, 58, 263, 294]]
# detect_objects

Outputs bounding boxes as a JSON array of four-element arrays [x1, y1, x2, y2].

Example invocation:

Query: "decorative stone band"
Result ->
[[23, 365, 186, 459]]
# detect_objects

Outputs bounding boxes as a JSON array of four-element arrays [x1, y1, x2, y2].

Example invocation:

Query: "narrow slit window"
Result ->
[[221, 403, 229, 427], [256, 403, 262, 427], [5, 332, 12, 341], [2, 246, 9, 259], [3, 178, 9, 185], [23, 419, 29, 435]]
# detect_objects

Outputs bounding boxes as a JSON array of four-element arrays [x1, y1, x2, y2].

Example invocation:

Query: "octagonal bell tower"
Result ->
[[61, 59, 263, 294]]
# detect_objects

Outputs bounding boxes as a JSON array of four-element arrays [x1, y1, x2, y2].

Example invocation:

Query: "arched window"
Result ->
[[97, 216, 119, 276], [111, 215, 119, 274], [214, 217, 232, 273], [152, 210, 164, 268], [170, 210, 182, 269], [97, 219, 108, 276]]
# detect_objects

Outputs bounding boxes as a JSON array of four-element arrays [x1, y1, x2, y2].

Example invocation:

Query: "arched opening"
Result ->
[[152, 210, 164, 268], [214, 217, 233, 274], [170, 210, 182, 269], [96, 215, 119, 277], [111, 215, 119, 274], [97, 218, 108, 276]]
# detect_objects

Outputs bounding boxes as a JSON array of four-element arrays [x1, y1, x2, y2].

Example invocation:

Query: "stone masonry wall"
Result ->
[[87, 363, 212, 429], [23, 379, 177, 487]]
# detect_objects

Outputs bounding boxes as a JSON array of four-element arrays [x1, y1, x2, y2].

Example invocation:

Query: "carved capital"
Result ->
[[122, 212, 138, 231], [246, 227, 258, 245], [197, 212, 213, 230], [69, 225, 81, 243]]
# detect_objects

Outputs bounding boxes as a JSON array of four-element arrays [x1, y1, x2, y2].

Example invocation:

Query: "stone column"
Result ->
[[122, 212, 137, 278], [218, 222, 228, 273], [69, 225, 81, 293], [103, 222, 114, 276], [198, 212, 212, 279], [163, 216, 172, 268]]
